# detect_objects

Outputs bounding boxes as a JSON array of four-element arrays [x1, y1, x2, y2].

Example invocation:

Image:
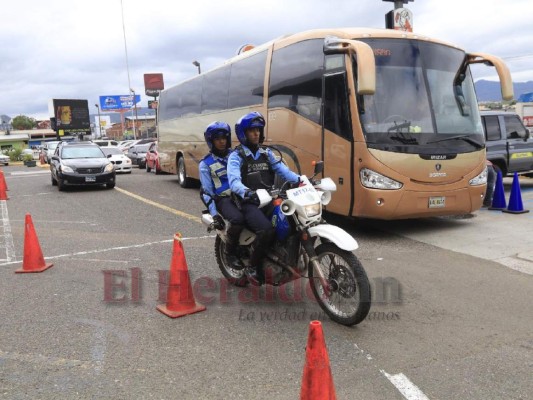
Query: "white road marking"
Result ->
[[8, 170, 50, 176], [381, 370, 430, 400], [0, 235, 214, 267], [0, 200, 16, 262]]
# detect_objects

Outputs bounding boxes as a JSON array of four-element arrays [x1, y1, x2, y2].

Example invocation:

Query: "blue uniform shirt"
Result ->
[[227, 145, 300, 198], [199, 151, 232, 216]]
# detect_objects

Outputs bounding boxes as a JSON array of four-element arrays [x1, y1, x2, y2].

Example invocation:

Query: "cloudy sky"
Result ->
[[1, 0, 532, 120]]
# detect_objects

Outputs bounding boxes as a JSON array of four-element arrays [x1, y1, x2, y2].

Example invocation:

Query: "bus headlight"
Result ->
[[469, 167, 488, 186], [360, 168, 403, 190], [304, 203, 321, 217]]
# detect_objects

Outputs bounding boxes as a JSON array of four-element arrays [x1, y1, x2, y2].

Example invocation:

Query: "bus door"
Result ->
[[322, 67, 354, 215]]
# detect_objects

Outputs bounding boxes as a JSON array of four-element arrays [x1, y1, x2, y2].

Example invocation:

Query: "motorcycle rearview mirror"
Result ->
[[311, 160, 324, 179]]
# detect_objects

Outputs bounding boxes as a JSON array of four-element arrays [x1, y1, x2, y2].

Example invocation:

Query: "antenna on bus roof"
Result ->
[[236, 44, 255, 55], [383, 0, 414, 32]]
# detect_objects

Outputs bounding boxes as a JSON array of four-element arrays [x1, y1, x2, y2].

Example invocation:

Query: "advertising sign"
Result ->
[[50, 99, 91, 136], [99, 95, 141, 111], [148, 100, 158, 109], [144, 73, 164, 97], [144, 73, 164, 89]]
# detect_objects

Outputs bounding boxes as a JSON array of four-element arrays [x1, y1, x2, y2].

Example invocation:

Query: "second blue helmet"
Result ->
[[235, 111, 266, 145], [204, 121, 231, 151]]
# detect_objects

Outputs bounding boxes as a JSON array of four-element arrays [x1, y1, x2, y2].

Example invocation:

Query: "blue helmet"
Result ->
[[204, 121, 231, 151], [235, 111, 265, 145]]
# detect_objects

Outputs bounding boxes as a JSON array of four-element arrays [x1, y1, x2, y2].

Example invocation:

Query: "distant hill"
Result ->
[[475, 80, 533, 102]]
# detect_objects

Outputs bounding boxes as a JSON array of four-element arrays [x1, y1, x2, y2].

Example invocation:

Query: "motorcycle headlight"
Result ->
[[104, 163, 114, 173], [304, 203, 321, 217], [360, 168, 403, 190], [469, 167, 488, 186], [61, 164, 74, 173]]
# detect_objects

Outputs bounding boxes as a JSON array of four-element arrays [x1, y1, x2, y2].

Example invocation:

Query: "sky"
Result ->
[[1, 0, 532, 120]]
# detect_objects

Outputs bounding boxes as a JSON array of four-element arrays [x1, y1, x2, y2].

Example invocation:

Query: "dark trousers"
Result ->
[[215, 197, 244, 251], [484, 165, 496, 206], [240, 203, 275, 270]]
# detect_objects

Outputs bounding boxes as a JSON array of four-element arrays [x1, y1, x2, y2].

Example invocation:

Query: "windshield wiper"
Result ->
[[387, 120, 412, 133], [387, 121, 419, 144], [426, 135, 483, 149]]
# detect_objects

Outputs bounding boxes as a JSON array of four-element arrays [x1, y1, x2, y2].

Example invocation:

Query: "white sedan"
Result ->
[[0, 154, 9, 166], [101, 147, 132, 173]]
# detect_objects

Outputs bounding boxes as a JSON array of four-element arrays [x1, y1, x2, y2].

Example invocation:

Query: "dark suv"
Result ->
[[481, 111, 533, 177], [50, 142, 116, 191]]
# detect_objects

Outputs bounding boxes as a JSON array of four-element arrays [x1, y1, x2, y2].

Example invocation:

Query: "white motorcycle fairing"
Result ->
[[307, 224, 358, 251]]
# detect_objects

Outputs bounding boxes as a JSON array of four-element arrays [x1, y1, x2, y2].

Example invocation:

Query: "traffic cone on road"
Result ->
[[0, 170, 8, 200], [488, 170, 506, 210], [0, 169, 8, 190], [15, 214, 53, 273], [156, 233, 206, 318], [300, 321, 336, 400], [503, 173, 529, 214]]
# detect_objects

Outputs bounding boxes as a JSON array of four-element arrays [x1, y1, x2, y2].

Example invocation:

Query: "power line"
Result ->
[[501, 54, 533, 61]]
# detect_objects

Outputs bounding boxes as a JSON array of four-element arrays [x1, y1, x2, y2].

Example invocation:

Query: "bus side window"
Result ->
[[323, 72, 353, 140]]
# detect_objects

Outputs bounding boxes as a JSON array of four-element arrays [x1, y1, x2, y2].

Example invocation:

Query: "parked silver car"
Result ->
[[42, 141, 61, 164]]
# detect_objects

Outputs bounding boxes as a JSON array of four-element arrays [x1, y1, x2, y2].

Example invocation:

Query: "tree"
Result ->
[[12, 115, 36, 130]]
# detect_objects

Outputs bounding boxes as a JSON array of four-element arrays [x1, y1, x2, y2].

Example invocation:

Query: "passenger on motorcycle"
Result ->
[[199, 121, 244, 270], [227, 111, 300, 285]]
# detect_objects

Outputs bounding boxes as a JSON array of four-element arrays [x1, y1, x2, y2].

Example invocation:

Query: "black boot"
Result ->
[[224, 241, 244, 270], [245, 229, 274, 286]]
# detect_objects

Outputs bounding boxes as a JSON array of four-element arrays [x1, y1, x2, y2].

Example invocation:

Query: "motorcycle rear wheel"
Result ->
[[215, 236, 247, 287], [309, 243, 371, 326]]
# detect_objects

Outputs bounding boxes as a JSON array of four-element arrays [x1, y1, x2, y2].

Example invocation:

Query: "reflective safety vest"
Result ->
[[202, 153, 231, 196]]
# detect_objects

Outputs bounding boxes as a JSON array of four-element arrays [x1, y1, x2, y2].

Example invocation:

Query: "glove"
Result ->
[[244, 190, 260, 206], [212, 214, 225, 230]]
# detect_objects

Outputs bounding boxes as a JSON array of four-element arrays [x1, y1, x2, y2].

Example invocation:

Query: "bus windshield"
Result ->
[[357, 39, 483, 154]]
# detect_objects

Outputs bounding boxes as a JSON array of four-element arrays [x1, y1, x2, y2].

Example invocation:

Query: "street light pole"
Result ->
[[94, 104, 101, 139], [192, 60, 201, 74], [130, 88, 139, 138], [121, 0, 136, 140]]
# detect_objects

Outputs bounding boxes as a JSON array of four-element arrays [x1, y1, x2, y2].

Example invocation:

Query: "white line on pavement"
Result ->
[[0, 200, 16, 262], [381, 370, 430, 400], [0, 235, 215, 267]]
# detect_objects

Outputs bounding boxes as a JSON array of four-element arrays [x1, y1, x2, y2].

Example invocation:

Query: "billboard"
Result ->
[[99, 95, 141, 111], [49, 99, 91, 136]]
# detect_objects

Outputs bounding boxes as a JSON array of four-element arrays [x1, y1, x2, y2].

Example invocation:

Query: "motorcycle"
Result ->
[[201, 161, 371, 326]]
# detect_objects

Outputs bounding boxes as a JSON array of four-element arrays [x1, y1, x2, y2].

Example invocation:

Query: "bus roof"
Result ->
[[223, 27, 463, 64]]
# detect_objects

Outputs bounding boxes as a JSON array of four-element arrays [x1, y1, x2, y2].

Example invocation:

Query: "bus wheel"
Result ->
[[177, 156, 193, 188]]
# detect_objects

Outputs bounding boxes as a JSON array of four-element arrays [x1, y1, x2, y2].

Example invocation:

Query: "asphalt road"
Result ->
[[0, 165, 531, 399]]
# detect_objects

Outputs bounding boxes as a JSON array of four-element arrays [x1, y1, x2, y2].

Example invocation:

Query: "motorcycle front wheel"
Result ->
[[215, 236, 247, 287], [309, 243, 371, 326]]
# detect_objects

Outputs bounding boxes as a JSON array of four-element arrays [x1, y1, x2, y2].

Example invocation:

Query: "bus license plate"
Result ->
[[428, 196, 445, 208], [85, 176, 96, 182]]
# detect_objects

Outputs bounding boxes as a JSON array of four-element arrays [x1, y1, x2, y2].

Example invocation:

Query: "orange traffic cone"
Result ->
[[15, 214, 53, 273], [156, 233, 206, 318], [0, 170, 8, 200], [0, 169, 8, 190], [300, 321, 336, 400]]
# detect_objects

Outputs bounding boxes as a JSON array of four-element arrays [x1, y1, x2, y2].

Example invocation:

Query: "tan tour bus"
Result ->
[[156, 27, 513, 220]]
